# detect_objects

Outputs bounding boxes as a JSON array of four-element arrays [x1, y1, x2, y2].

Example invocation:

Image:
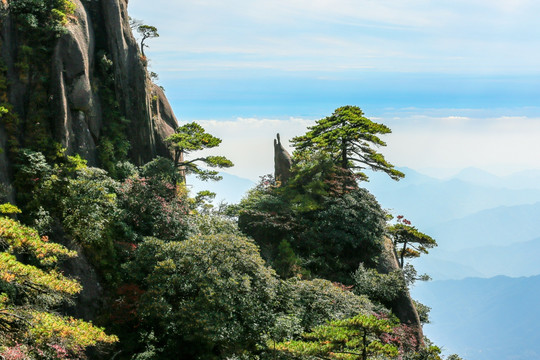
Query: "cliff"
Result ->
[[377, 236, 425, 347], [0, 0, 177, 188], [0, 0, 179, 321]]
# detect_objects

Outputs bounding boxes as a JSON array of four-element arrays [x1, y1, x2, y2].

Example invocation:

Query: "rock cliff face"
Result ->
[[0, 0, 179, 321], [377, 237, 424, 348], [274, 133, 293, 184], [0, 0, 178, 184]]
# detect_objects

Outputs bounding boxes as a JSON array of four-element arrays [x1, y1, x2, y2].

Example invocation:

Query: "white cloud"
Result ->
[[187, 113, 540, 180], [384, 114, 540, 174], [193, 117, 314, 180], [129, 0, 540, 75]]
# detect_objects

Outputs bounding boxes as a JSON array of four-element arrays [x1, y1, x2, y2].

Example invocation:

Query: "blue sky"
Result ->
[[128, 0, 540, 180]]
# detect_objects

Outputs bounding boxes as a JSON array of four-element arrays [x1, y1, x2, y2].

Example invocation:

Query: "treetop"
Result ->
[[291, 105, 404, 181]]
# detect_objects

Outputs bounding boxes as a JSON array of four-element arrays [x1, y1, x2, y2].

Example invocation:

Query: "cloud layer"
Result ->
[[129, 0, 540, 75], [127, 1, 540, 179], [192, 112, 540, 180]]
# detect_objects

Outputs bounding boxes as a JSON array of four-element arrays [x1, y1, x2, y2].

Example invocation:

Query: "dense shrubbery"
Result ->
[[236, 163, 387, 283], [1, 105, 457, 360], [275, 278, 376, 334], [353, 264, 407, 305], [125, 234, 279, 359], [0, 213, 117, 359]]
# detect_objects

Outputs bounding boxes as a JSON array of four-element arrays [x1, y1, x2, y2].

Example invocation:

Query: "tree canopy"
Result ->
[[389, 216, 437, 268], [291, 105, 404, 181], [137, 24, 159, 57], [276, 313, 399, 360], [165, 122, 233, 182], [125, 234, 278, 359]]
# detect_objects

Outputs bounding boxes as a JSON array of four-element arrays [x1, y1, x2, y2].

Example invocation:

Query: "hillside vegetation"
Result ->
[[0, 1, 463, 359]]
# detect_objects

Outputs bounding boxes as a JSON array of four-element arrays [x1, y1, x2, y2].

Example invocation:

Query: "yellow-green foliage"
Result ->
[[0, 211, 118, 356], [0, 204, 21, 215], [0, 216, 76, 266], [27, 311, 117, 350], [276, 313, 399, 360], [0, 252, 81, 294]]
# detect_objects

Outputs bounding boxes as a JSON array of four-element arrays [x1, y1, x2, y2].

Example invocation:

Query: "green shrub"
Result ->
[[10, 0, 75, 36], [276, 278, 375, 335], [353, 263, 407, 305], [126, 234, 279, 359]]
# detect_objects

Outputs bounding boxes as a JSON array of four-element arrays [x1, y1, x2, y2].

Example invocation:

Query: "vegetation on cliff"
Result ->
[[0, 210, 117, 358], [0, 106, 460, 359], [0, 2, 463, 359]]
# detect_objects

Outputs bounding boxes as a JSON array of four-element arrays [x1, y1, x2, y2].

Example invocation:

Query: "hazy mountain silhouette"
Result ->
[[413, 275, 540, 360], [425, 202, 540, 251], [451, 167, 540, 190], [363, 168, 540, 228]]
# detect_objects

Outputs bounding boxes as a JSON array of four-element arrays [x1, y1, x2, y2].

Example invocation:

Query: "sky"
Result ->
[[128, 0, 540, 181]]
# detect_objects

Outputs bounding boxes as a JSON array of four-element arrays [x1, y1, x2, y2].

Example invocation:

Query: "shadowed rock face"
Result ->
[[51, 0, 101, 164], [0, 0, 179, 321], [274, 133, 293, 184], [377, 237, 424, 348], [0, 0, 177, 180]]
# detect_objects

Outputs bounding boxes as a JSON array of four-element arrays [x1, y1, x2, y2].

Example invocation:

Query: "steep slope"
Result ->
[[0, 0, 178, 188], [0, 0, 180, 323]]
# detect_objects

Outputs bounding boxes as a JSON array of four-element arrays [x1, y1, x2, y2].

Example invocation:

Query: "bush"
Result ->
[[114, 176, 190, 243], [276, 278, 375, 334], [62, 167, 118, 245], [126, 234, 279, 359], [353, 263, 407, 305], [297, 188, 387, 283]]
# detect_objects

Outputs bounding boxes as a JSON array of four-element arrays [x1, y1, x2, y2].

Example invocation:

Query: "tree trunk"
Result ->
[[341, 139, 348, 169]]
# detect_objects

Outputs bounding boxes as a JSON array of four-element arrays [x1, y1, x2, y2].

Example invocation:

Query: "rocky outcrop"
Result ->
[[101, 0, 166, 164], [0, 0, 178, 174], [51, 0, 101, 164], [151, 83, 178, 157], [0, 0, 179, 323], [274, 133, 293, 184], [377, 237, 424, 348]]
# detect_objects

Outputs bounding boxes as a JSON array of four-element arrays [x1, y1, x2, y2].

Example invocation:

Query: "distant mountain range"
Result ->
[[414, 235, 540, 279], [404, 200, 540, 279], [362, 167, 540, 228], [412, 275, 540, 360], [381, 167, 540, 360], [425, 202, 540, 251], [452, 167, 540, 190]]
